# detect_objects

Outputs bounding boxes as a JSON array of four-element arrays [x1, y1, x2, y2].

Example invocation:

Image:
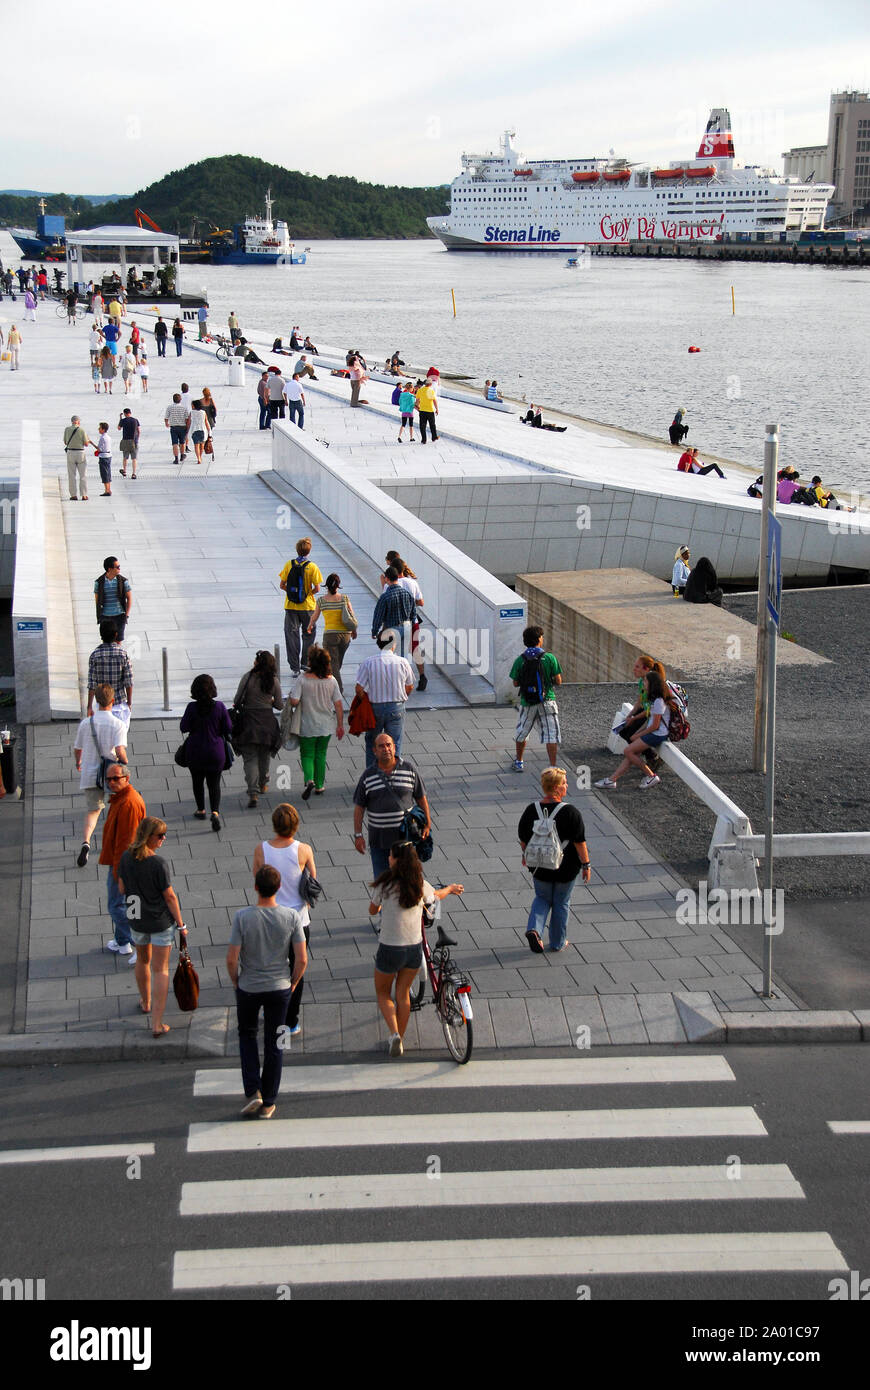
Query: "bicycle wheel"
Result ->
[[409, 965, 426, 1011], [216, 344, 230, 363], [55, 303, 66, 318], [438, 977, 473, 1064]]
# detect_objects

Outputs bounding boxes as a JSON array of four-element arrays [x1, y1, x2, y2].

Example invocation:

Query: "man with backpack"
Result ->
[[280, 537, 322, 677], [518, 767, 591, 953], [509, 625, 563, 773]]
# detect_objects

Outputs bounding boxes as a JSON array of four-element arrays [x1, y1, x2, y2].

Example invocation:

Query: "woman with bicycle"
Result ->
[[369, 840, 463, 1058]]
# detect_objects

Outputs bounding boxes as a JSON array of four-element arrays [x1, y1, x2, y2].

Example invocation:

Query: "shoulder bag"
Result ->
[[339, 594, 358, 633], [172, 933, 199, 1012], [230, 673, 253, 747], [88, 716, 116, 790], [280, 691, 303, 750]]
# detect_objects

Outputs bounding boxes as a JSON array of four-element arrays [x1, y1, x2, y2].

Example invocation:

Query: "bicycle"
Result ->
[[214, 335, 235, 363], [409, 903, 474, 1063], [55, 299, 85, 319]]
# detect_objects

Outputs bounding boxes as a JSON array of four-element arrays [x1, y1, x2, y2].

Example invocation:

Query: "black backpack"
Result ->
[[518, 649, 545, 705], [285, 558, 310, 604]]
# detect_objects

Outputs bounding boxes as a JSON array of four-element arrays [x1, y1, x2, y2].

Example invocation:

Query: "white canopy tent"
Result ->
[[65, 224, 180, 294]]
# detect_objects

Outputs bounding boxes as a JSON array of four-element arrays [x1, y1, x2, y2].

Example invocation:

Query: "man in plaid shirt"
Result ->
[[371, 567, 417, 656], [87, 620, 134, 728]]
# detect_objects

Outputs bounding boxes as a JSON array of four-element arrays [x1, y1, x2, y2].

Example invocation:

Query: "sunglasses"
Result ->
[[106, 775, 127, 783]]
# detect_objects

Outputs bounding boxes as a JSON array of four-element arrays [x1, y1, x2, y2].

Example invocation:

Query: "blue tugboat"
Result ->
[[209, 190, 306, 265]]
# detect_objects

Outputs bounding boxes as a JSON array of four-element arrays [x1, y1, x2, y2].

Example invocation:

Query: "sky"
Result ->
[[3, 0, 868, 195]]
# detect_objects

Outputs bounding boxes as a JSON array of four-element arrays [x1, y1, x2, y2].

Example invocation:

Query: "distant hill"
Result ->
[[0, 156, 449, 239], [0, 190, 125, 206]]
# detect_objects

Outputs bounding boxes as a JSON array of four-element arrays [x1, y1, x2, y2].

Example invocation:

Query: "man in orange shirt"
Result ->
[[99, 764, 146, 958]]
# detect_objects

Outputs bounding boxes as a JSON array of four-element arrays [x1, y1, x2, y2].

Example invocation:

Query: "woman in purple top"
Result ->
[[180, 673, 232, 831]]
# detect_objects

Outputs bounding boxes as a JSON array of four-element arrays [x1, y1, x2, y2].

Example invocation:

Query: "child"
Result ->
[[95, 423, 113, 497], [398, 382, 416, 443], [136, 353, 149, 394], [92, 357, 101, 393]]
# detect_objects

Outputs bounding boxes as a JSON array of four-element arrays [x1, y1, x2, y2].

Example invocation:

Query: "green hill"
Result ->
[[0, 155, 449, 239]]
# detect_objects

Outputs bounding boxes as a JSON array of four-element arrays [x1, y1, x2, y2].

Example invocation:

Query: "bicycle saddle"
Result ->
[[435, 925, 457, 947]]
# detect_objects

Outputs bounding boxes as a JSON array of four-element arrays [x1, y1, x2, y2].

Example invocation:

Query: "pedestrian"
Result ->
[[201, 385, 217, 431], [353, 733, 431, 879], [99, 346, 116, 392], [369, 841, 463, 1057], [164, 392, 191, 464], [91, 355, 101, 393], [121, 345, 137, 394], [385, 558, 426, 690], [197, 302, 209, 341], [518, 766, 591, 954], [510, 624, 563, 772], [117, 409, 140, 478], [293, 354, 318, 381], [88, 322, 104, 365], [348, 354, 368, 408], [94, 556, 132, 641], [595, 670, 674, 791], [72, 683, 127, 867], [268, 368, 286, 420], [129, 320, 141, 358], [355, 636, 415, 762], [6, 325, 21, 370], [172, 317, 185, 356], [137, 352, 149, 394], [37, 267, 48, 299], [188, 398, 212, 464], [397, 381, 416, 442], [179, 673, 233, 831], [227, 862, 308, 1119], [99, 763, 146, 960], [371, 566, 417, 658], [119, 818, 188, 1036], [95, 421, 113, 496], [307, 573, 358, 695], [252, 803, 315, 1039], [279, 537, 322, 677], [87, 620, 133, 728], [257, 371, 271, 430], [232, 649, 283, 809], [283, 373, 305, 428], [24, 288, 37, 323], [228, 311, 240, 345], [287, 644, 344, 800], [63, 415, 92, 501], [415, 377, 439, 443], [154, 315, 168, 357], [66, 287, 78, 325], [108, 295, 122, 329], [102, 318, 120, 360], [91, 289, 104, 325]]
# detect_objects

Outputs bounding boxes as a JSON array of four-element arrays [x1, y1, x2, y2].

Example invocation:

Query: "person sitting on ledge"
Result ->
[[272, 338, 292, 355], [672, 546, 691, 594], [486, 380, 503, 402], [303, 335, 318, 355], [521, 404, 542, 427], [677, 447, 694, 472], [683, 556, 723, 607], [234, 337, 265, 366], [776, 471, 802, 505], [798, 474, 842, 510], [683, 447, 725, 479]]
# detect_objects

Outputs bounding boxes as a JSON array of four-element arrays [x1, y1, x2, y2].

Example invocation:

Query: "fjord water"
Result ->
[[189, 241, 869, 491]]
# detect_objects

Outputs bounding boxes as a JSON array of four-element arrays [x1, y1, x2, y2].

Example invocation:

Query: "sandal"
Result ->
[[139, 1001, 151, 1014], [152, 1024, 170, 1037]]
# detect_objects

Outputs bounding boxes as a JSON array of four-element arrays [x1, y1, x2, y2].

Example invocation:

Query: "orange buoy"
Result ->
[[688, 346, 701, 353]]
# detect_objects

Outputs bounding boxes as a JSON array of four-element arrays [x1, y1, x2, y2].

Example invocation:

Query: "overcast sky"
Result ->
[[4, 0, 868, 195]]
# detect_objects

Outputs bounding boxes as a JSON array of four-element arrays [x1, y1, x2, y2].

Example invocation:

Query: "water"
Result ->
[[3, 231, 868, 490]]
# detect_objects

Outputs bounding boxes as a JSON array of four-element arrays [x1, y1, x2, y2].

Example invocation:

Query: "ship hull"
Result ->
[[209, 250, 306, 265], [10, 230, 65, 259]]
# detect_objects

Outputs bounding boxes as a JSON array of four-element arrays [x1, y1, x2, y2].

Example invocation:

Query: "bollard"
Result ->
[[162, 647, 169, 711], [274, 644, 281, 683]]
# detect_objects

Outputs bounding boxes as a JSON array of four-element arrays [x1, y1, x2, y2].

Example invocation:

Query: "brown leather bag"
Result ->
[[172, 938, 199, 1012]]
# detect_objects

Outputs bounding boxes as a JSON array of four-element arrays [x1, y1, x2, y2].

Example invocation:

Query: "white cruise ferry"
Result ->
[[428, 109, 833, 251]]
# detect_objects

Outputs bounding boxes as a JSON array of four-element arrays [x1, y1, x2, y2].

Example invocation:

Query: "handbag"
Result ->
[[174, 740, 189, 767], [339, 594, 357, 633], [400, 803, 435, 863], [299, 866, 325, 909], [230, 672, 252, 745], [280, 693, 303, 750], [88, 716, 116, 791], [223, 737, 235, 770], [204, 437, 214, 455], [172, 936, 199, 1012], [348, 691, 376, 735]]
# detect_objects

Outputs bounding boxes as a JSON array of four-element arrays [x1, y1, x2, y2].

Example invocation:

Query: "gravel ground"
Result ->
[[558, 586, 870, 899]]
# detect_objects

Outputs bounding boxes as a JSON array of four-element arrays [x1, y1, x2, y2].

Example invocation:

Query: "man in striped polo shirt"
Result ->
[[355, 636, 415, 761], [352, 734, 431, 879]]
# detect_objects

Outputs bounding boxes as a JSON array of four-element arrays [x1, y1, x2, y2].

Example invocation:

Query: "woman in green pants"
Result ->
[[287, 645, 344, 800]]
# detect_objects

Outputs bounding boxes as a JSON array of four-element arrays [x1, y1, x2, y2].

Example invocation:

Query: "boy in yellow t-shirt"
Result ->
[[415, 381, 439, 444], [279, 537, 323, 676]]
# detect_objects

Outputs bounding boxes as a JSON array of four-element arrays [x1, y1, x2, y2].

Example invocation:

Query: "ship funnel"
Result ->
[[697, 108, 734, 159]]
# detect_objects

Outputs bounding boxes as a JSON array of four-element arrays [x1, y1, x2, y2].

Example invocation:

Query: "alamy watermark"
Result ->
[[676, 880, 784, 935]]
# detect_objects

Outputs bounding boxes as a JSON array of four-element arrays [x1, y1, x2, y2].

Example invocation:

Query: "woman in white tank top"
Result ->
[[252, 803, 316, 1034]]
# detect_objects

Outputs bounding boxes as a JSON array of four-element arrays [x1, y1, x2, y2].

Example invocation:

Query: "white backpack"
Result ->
[[525, 803, 567, 873]]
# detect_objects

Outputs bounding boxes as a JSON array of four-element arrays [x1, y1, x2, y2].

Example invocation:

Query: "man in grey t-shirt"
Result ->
[[227, 864, 307, 1118]]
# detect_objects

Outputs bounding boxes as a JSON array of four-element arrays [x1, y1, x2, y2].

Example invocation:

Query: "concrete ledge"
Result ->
[[674, 992, 726, 1043], [721, 1010, 863, 1042], [188, 1007, 230, 1057], [0, 1032, 124, 1064], [855, 1010, 870, 1041]]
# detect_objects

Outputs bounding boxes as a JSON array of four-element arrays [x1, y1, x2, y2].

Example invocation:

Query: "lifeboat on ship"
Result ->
[[652, 168, 684, 180], [514, 168, 534, 177], [572, 171, 600, 183], [603, 169, 631, 183], [685, 165, 716, 179]]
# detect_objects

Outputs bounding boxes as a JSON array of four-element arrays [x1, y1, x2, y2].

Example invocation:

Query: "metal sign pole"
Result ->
[[761, 485, 782, 999], [753, 424, 779, 770]]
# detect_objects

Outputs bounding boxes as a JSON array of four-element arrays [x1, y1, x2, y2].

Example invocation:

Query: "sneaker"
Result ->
[[258, 1104, 276, 1120], [314, 787, 325, 795], [640, 774, 661, 790], [259, 781, 269, 794], [416, 674, 428, 691], [288, 1022, 301, 1037], [240, 1094, 262, 1117], [388, 1033, 403, 1058], [512, 759, 524, 772], [247, 796, 258, 808], [76, 843, 90, 867], [594, 777, 618, 789], [106, 938, 122, 952], [211, 812, 221, 832]]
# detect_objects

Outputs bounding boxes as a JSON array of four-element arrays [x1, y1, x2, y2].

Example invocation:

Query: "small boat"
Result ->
[[685, 165, 717, 179], [603, 169, 631, 183], [572, 170, 600, 183], [652, 168, 685, 180], [514, 168, 534, 177]]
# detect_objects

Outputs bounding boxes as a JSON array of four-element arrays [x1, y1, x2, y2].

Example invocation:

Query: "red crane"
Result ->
[[134, 208, 162, 233]]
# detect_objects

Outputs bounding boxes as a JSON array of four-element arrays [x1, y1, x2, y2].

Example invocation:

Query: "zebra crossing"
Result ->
[[171, 1056, 850, 1295]]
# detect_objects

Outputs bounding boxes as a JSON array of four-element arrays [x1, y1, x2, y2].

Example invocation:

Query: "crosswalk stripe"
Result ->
[[179, 1163, 803, 1215], [193, 1056, 736, 1097], [827, 1121, 870, 1134], [0, 1143, 156, 1165], [187, 1106, 766, 1153], [172, 1231, 847, 1288]]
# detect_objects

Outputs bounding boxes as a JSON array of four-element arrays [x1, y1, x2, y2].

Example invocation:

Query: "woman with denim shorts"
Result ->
[[369, 841, 463, 1057], [118, 817, 187, 1037], [595, 670, 672, 792]]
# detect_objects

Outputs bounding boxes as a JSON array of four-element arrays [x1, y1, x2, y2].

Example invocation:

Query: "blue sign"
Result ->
[[766, 512, 782, 627], [16, 620, 45, 634], [499, 606, 525, 621]]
